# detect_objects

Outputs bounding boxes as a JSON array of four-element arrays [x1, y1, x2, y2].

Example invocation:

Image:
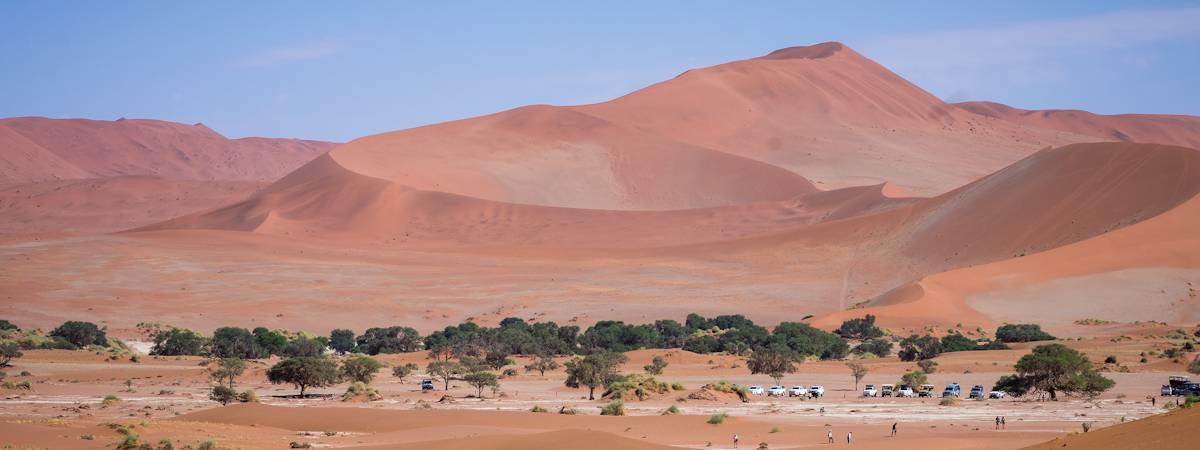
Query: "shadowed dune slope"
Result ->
[[0, 117, 335, 183], [143, 154, 913, 248], [957, 101, 1200, 150], [330, 105, 816, 211], [1022, 405, 1199, 450]]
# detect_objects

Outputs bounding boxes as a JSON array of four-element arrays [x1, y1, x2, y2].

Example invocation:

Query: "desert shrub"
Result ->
[[683, 335, 720, 354], [0, 319, 17, 331], [530, 405, 548, 413], [342, 381, 382, 401], [1189, 356, 1200, 375], [917, 359, 938, 374], [239, 389, 259, 403], [1104, 355, 1117, 364], [663, 405, 679, 415], [995, 324, 1056, 343], [900, 370, 928, 388], [1183, 394, 1200, 408], [0, 342, 22, 367], [196, 440, 215, 450], [645, 355, 669, 375], [558, 405, 578, 415], [50, 321, 107, 348], [770, 426, 781, 433], [671, 382, 685, 390], [209, 385, 238, 405], [392, 362, 419, 382], [101, 394, 121, 406], [289, 442, 313, 449], [939, 397, 958, 406], [707, 412, 728, 424], [600, 399, 625, 416], [898, 335, 942, 361]]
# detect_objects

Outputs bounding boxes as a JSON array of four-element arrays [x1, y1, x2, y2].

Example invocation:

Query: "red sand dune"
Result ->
[[1022, 403, 1199, 450], [0, 117, 335, 234], [957, 101, 1200, 150], [0, 117, 334, 183]]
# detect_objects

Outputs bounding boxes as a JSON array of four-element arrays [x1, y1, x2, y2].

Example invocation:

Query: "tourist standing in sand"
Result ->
[[891, 422, 897, 436], [995, 416, 1001, 429], [847, 431, 853, 444], [733, 433, 739, 448], [1001, 416, 1006, 429], [827, 429, 834, 443]]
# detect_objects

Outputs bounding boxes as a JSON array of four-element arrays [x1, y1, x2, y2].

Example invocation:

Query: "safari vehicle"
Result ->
[[896, 385, 915, 397], [420, 379, 435, 391], [942, 383, 961, 398], [789, 385, 808, 397], [748, 385, 765, 395], [767, 385, 787, 397], [1163, 376, 1190, 396], [862, 384, 878, 397], [989, 390, 1007, 399], [880, 384, 895, 397], [918, 384, 936, 397], [969, 385, 985, 399], [808, 385, 825, 398]]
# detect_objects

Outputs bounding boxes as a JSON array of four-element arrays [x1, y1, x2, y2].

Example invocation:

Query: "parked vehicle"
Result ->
[[767, 385, 787, 397], [918, 384, 936, 398], [809, 385, 825, 398], [748, 385, 765, 395], [863, 384, 878, 397], [942, 383, 961, 398], [988, 390, 1007, 399], [789, 385, 808, 397], [969, 385, 985, 399], [1164, 376, 1191, 396], [420, 379, 434, 391], [896, 385, 915, 397], [881, 384, 895, 397]]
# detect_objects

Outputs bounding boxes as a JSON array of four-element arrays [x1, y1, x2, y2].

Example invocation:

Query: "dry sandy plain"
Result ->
[[3, 42, 1200, 449]]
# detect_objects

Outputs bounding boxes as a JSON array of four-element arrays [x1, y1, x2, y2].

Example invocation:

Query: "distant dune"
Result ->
[[956, 101, 1200, 150]]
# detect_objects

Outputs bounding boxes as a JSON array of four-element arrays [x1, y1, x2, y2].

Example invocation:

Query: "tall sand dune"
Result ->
[[957, 101, 1200, 150]]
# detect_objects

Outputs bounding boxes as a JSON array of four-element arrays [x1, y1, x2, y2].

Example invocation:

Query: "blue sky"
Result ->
[[2, 1, 1198, 142]]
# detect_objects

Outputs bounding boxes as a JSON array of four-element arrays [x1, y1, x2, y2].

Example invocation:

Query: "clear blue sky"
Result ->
[[3, 1, 1198, 142]]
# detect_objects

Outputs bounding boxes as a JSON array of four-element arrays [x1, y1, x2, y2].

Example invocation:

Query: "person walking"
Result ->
[[995, 416, 1001, 429], [847, 431, 853, 444], [826, 429, 834, 444], [1001, 416, 1006, 429], [732, 433, 739, 448], [891, 422, 897, 437]]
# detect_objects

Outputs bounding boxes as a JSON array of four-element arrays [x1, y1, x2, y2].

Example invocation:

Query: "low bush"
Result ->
[[995, 324, 1055, 343], [530, 405, 548, 413], [707, 412, 729, 424], [600, 399, 625, 416], [662, 405, 679, 415]]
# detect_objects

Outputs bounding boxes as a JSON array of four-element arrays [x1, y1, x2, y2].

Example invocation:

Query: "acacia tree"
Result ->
[[564, 351, 628, 400], [426, 360, 464, 391], [994, 344, 1114, 400], [392, 363, 419, 382], [846, 361, 868, 390], [266, 357, 340, 397], [900, 370, 928, 388], [524, 353, 560, 376], [748, 344, 800, 386], [644, 355, 669, 375], [463, 371, 499, 398], [208, 358, 246, 388]]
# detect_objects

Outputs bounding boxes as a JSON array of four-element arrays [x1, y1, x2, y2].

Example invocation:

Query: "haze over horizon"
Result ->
[[3, 0, 1199, 142]]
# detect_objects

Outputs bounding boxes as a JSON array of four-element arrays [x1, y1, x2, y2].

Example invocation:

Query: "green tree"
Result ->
[[282, 337, 326, 358], [0, 319, 18, 331], [524, 353, 560, 376], [209, 385, 238, 405], [900, 370, 928, 388], [768, 322, 849, 360], [150, 327, 208, 356], [836, 315, 884, 339], [50, 321, 107, 348], [463, 371, 500, 397], [644, 355, 668, 375], [998, 344, 1114, 400], [564, 351, 628, 400], [852, 338, 893, 357], [846, 361, 867, 390], [356, 326, 422, 355], [917, 359, 938, 374], [426, 360, 464, 391], [341, 355, 383, 384], [995, 324, 1056, 343], [484, 350, 514, 371], [266, 357, 340, 397], [0, 342, 22, 367], [212, 327, 266, 359], [392, 363, 419, 382], [748, 344, 800, 385], [208, 358, 246, 388], [329, 329, 356, 354], [252, 327, 288, 356], [898, 335, 942, 361], [1189, 356, 1200, 375]]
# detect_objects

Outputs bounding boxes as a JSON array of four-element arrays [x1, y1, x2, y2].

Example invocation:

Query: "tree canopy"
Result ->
[[994, 344, 1114, 400]]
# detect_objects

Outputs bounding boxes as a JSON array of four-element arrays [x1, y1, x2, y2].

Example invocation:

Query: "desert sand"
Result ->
[[2, 41, 1200, 449]]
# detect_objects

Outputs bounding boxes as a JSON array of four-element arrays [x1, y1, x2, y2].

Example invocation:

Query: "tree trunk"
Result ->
[[444, 378, 450, 391], [299, 384, 306, 398], [588, 385, 596, 400]]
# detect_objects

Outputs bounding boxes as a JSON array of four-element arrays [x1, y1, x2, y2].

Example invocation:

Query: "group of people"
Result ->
[[995, 416, 1007, 429]]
